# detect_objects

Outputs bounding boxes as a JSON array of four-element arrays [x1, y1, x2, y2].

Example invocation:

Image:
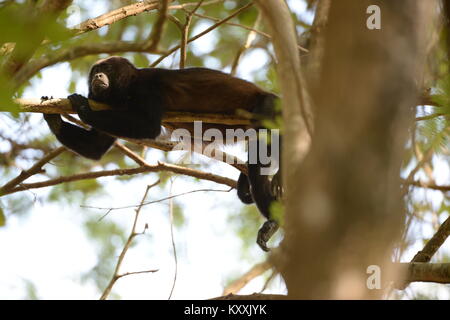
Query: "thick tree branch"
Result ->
[[6, 98, 248, 175], [72, 0, 222, 37], [397, 263, 450, 286], [12, 98, 252, 126]]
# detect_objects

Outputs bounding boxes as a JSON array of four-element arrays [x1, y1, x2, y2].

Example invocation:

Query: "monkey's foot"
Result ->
[[257, 220, 279, 252]]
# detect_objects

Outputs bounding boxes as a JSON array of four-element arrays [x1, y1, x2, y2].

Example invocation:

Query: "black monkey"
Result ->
[[44, 56, 280, 251]]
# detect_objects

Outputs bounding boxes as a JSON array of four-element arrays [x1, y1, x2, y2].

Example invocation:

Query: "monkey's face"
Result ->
[[88, 56, 137, 101], [90, 68, 110, 95]]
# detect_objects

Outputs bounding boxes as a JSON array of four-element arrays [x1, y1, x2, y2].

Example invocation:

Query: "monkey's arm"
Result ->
[[68, 94, 162, 139], [43, 114, 115, 160]]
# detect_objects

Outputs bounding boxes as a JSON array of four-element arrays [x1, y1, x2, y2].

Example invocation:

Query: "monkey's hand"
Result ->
[[257, 220, 279, 252], [43, 114, 63, 134], [40, 95, 53, 102], [68, 94, 93, 125], [68, 93, 91, 114]]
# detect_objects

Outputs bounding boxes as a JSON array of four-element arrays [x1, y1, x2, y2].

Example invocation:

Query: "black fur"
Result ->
[[44, 56, 280, 251]]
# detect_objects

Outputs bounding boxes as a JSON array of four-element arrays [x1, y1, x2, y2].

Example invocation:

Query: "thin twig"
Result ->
[[100, 180, 160, 300], [230, 12, 261, 76], [82, 187, 232, 211], [179, 0, 205, 68], [146, 0, 170, 52], [150, 2, 254, 67], [188, 11, 308, 53], [0, 146, 65, 196], [168, 178, 178, 299], [404, 180, 450, 192]]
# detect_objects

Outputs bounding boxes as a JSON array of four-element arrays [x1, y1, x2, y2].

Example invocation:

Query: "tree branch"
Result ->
[[0, 146, 66, 196], [10, 0, 230, 86], [405, 180, 450, 192], [222, 261, 272, 295], [1, 162, 237, 196], [150, 2, 254, 67], [12, 98, 252, 126], [100, 181, 160, 300], [72, 0, 222, 37], [396, 263, 450, 286]]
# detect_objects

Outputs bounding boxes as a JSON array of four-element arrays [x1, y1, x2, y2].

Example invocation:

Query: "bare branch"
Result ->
[[179, 0, 205, 68], [3, 162, 237, 196], [0, 147, 66, 196], [405, 180, 450, 192], [415, 113, 447, 121], [100, 181, 160, 300], [230, 13, 261, 76], [222, 261, 272, 295], [146, 0, 170, 52], [150, 2, 254, 67], [168, 179, 178, 300], [72, 0, 223, 36], [409, 215, 450, 264], [188, 11, 308, 53], [83, 187, 232, 211]]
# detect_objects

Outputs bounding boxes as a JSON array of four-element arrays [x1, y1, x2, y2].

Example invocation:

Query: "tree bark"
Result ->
[[264, 0, 435, 298]]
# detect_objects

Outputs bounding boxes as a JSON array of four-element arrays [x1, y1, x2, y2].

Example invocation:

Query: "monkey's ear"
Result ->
[[116, 63, 138, 87]]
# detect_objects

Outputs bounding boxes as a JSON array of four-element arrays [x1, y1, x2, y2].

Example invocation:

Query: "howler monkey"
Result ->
[[44, 56, 280, 251]]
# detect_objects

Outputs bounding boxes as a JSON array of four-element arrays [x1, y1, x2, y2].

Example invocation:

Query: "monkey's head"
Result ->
[[88, 56, 137, 102]]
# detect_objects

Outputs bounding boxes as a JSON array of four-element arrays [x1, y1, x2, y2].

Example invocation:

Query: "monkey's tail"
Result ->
[[247, 163, 275, 220], [237, 172, 254, 204]]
